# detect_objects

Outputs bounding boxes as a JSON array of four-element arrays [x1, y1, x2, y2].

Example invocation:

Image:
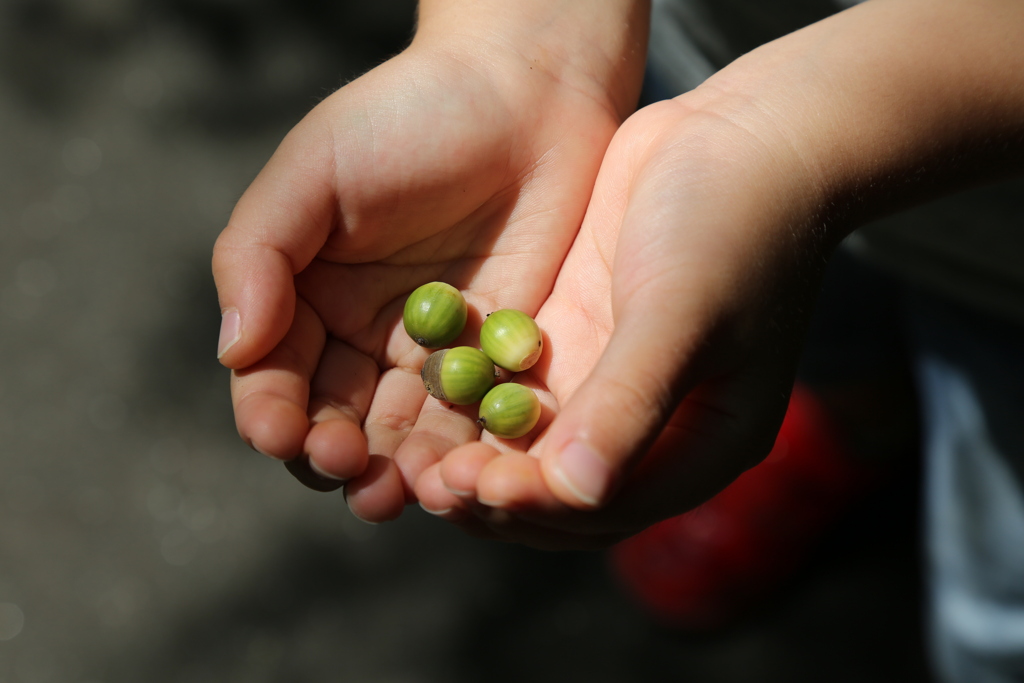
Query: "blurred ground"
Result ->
[[0, 1, 930, 681]]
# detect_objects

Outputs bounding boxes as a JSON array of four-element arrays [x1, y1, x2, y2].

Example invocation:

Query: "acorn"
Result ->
[[479, 309, 543, 372], [421, 346, 496, 405], [403, 282, 467, 348], [477, 383, 541, 439]]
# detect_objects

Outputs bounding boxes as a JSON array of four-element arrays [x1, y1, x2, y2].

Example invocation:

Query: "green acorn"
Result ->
[[403, 282, 467, 348], [479, 309, 543, 372], [477, 383, 541, 439], [421, 346, 496, 405]]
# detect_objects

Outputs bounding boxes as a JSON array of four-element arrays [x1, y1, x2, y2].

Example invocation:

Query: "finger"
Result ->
[[413, 462, 470, 521], [475, 451, 628, 545], [530, 120, 729, 510], [342, 367, 429, 519], [474, 453, 642, 548], [470, 441, 656, 536], [363, 367, 429, 462], [535, 194, 723, 511], [537, 302, 707, 510], [434, 449, 623, 549], [231, 297, 325, 460], [392, 397, 482, 498], [303, 339, 378, 481], [213, 119, 337, 368], [343, 454, 405, 524], [414, 465, 506, 541], [477, 451, 567, 513], [438, 442, 501, 499]]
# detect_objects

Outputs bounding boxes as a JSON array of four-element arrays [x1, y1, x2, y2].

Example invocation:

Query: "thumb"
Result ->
[[212, 126, 336, 369], [540, 298, 708, 510]]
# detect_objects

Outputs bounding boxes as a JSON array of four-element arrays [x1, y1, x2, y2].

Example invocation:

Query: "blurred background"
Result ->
[[0, 1, 929, 681]]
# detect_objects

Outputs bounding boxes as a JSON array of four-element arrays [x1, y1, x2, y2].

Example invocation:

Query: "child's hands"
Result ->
[[212, 2, 648, 521]]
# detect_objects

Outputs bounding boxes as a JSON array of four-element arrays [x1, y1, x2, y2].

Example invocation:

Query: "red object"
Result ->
[[609, 384, 879, 630]]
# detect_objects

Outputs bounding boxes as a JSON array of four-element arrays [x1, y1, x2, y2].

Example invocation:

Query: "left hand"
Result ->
[[414, 0, 1024, 549], [413, 91, 829, 549]]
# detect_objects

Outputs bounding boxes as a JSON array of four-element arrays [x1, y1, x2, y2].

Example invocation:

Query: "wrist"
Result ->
[[411, 0, 650, 121], [689, 0, 1024, 235]]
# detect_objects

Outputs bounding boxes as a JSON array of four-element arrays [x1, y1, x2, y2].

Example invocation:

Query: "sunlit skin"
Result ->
[[216, 0, 1024, 549]]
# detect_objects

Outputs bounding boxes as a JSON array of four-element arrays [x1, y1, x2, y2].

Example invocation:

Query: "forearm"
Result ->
[[689, 0, 1024, 242], [413, 0, 651, 120]]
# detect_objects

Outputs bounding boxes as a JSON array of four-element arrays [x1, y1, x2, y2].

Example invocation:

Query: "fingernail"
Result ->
[[217, 307, 241, 359], [349, 511, 378, 526], [342, 487, 378, 525], [418, 501, 452, 516], [251, 442, 274, 459], [309, 456, 345, 482], [443, 484, 473, 498], [552, 440, 608, 507]]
